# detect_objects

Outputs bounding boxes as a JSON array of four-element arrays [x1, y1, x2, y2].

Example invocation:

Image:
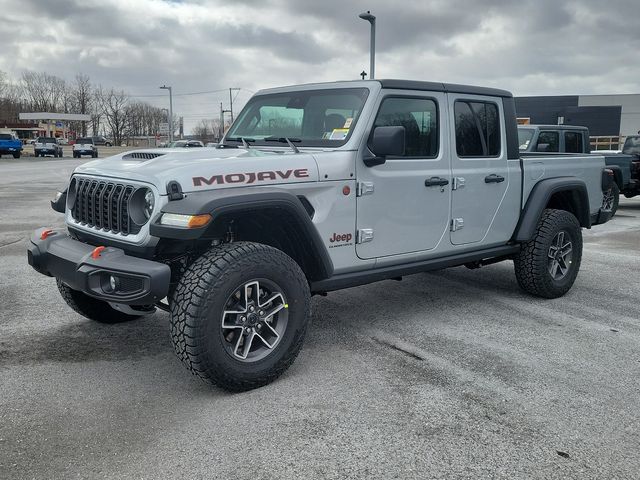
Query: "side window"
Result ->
[[564, 131, 583, 153], [536, 131, 559, 152], [372, 97, 438, 157], [454, 101, 501, 157]]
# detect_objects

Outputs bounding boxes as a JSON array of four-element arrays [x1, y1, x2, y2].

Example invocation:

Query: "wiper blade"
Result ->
[[263, 136, 301, 143], [222, 136, 256, 149], [263, 136, 301, 153]]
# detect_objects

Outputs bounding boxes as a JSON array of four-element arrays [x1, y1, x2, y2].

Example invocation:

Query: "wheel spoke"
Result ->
[[220, 279, 288, 362]]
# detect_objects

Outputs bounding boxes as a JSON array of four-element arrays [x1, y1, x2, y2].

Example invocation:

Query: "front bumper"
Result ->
[[27, 228, 170, 305]]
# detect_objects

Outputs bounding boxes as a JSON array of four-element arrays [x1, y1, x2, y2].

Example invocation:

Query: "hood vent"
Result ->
[[122, 152, 165, 160]]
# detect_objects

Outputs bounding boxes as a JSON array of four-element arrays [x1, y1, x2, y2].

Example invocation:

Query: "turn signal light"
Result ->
[[160, 213, 212, 228]]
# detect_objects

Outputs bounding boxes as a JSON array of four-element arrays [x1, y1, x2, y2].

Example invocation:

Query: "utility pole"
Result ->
[[159, 85, 174, 142], [219, 102, 231, 141], [229, 88, 240, 123], [358, 11, 376, 79]]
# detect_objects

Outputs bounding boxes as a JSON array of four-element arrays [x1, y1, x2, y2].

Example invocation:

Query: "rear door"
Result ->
[[356, 92, 451, 259], [448, 95, 509, 245]]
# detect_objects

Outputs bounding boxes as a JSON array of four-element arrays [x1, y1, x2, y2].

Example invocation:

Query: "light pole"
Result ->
[[358, 11, 376, 80], [159, 85, 173, 142]]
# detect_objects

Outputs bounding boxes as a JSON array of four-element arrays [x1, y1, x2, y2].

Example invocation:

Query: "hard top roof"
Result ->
[[256, 79, 513, 98]]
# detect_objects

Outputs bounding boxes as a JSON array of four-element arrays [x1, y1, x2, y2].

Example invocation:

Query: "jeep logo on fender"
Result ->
[[193, 169, 309, 187], [329, 232, 352, 243]]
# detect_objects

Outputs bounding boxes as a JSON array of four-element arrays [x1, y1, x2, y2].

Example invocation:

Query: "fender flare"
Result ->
[[150, 187, 334, 279], [606, 165, 624, 189], [513, 177, 590, 242]]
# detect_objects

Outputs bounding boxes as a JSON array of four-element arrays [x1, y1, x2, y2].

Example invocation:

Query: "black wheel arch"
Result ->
[[513, 177, 591, 242], [151, 188, 334, 282]]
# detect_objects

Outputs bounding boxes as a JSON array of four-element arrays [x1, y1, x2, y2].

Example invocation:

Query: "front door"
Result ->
[[448, 95, 509, 245], [356, 92, 451, 259]]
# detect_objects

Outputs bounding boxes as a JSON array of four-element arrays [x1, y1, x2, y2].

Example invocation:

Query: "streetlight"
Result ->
[[159, 85, 173, 142], [358, 11, 376, 80]]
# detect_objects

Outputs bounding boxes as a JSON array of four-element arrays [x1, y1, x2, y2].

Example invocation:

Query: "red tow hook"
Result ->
[[40, 229, 54, 240], [91, 246, 106, 259]]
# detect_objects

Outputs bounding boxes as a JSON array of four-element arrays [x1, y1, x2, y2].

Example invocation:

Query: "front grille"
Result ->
[[71, 178, 140, 235]]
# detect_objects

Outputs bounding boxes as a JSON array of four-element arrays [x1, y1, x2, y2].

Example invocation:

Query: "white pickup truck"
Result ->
[[29, 79, 614, 391]]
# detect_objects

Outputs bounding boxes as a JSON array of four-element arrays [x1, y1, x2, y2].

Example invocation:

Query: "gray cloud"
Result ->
[[1, 0, 639, 133]]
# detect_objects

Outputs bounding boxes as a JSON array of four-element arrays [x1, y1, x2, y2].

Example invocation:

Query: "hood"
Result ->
[[73, 147, 320, 194]]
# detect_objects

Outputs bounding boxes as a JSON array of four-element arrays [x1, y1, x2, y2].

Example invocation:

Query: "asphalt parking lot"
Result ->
[[1, 156, 639, 479]]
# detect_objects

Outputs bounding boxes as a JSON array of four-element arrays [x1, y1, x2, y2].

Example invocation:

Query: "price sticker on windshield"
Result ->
[[329, 128, 349, 140]]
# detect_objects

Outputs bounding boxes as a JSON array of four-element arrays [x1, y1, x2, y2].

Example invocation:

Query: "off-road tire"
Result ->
[[514, 209, 582, 299], [56, 280, 142, 323], [169, 242, 311, 392], [609, 183, 620, 217]]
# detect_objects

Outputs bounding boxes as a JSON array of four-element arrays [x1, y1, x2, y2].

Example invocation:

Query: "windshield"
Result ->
[[77, 138, 92, 144], [225, 88, 369, 147], [518, 128, 534, 150], [38, 137, 56, 143], [622, 136, 640, 155]]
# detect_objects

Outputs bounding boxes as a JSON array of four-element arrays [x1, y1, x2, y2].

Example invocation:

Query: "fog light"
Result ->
[[109, 275, 119, 292]]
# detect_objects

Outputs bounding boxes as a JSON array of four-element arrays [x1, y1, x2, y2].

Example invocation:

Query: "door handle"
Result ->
[[425, 177, 449, 187], [484, 174, 505, 184]]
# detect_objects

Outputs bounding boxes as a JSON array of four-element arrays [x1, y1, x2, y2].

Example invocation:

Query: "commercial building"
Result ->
[[514, 94, 640, 149]]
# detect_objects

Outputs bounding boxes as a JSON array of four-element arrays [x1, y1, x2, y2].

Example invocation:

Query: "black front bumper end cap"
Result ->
[[27, 228, 171, 305]]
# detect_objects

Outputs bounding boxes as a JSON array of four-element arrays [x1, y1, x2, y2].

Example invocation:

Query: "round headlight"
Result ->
[[129, 187, 155, 226], [144, 189, 155, 219]]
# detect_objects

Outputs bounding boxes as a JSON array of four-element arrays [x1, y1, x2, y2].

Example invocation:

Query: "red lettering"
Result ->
[[294, 168, 309, 178], [193, 175, 223, 186], [276, 170, 293, 179], [225, 173, 246, 183], [257, 171, 276, 181]]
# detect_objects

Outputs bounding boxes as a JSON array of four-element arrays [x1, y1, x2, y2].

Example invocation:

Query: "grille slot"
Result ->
[[71, 178, 142, 236]]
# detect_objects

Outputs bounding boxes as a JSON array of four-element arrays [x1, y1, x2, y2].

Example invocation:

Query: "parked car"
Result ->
[[518, 125, 636, 215], [34, 137, 63, 157], [92, 136, 113, 147], [205, 142, 219, 147], [168, 140, 204, 148], [73, 137, 98, 158], [29, 79, 614, 392], [0, 132, 23, 158]]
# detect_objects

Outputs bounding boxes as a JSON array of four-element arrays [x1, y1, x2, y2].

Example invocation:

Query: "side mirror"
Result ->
[[364, 126, 405, 167]]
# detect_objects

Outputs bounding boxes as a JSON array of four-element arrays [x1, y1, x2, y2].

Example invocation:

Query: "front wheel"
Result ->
[[13, 152, 20, 159], [514, 209, 583, 299], [169, 242, 311, 391]]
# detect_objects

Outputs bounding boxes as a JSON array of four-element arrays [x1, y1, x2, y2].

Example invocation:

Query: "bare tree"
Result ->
[[98, 88, 129, 146], [193, 119, 222, 142], [21, 71, 67, 112], [71, 73, 92, 136]]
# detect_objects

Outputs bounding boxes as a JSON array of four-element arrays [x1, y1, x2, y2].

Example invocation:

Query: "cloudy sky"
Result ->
[[1, 0, 636, 132]]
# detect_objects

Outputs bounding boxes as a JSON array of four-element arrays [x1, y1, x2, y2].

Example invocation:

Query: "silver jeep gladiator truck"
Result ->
[[28, 80, 614, 391]]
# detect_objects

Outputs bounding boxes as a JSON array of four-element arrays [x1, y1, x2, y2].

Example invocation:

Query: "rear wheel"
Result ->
[[514, 209, 583, 299], [602, 183, 620, 217], [169, 242, 311, 391], [57, 280, 142, 323]]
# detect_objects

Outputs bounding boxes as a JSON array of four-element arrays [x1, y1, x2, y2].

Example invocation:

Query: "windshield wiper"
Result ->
[[263, 136, 301, 154], [224, 136, 256, 147]]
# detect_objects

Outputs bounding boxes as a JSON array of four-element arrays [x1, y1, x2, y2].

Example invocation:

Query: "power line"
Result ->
[[130, 87, 243, 99]]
